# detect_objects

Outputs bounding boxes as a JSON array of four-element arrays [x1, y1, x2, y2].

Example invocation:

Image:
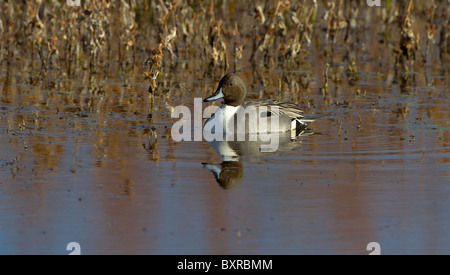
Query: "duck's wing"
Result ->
[[243, 99, 304, 120]]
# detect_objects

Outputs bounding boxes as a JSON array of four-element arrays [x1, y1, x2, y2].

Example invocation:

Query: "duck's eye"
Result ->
[[229, 83, 233, 86]]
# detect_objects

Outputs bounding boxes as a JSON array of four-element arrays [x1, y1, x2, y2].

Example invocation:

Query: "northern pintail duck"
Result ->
[[203, 73, 314, 136]]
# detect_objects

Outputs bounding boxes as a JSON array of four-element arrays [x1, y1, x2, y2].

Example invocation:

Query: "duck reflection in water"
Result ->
[[203, 161, 244, 190], [202, 130, 313, 189]]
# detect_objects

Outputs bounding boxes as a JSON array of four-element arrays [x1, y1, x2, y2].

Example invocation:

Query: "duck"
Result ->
[[203, 73, 314, 138]]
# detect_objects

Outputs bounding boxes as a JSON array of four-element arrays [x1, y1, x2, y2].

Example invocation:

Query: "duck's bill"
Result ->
[[204, 88, 224, 102]]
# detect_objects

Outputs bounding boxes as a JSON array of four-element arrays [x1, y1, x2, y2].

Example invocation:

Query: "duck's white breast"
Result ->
[[204, 105, 240, 133]]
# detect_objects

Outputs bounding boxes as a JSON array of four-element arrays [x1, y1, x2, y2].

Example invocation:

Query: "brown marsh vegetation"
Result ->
[[0, 0, 449, 86]]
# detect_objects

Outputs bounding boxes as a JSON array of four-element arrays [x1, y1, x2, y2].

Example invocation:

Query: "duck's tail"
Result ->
[[298, 112, 331, 125], [298, 118, 316, 125]]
